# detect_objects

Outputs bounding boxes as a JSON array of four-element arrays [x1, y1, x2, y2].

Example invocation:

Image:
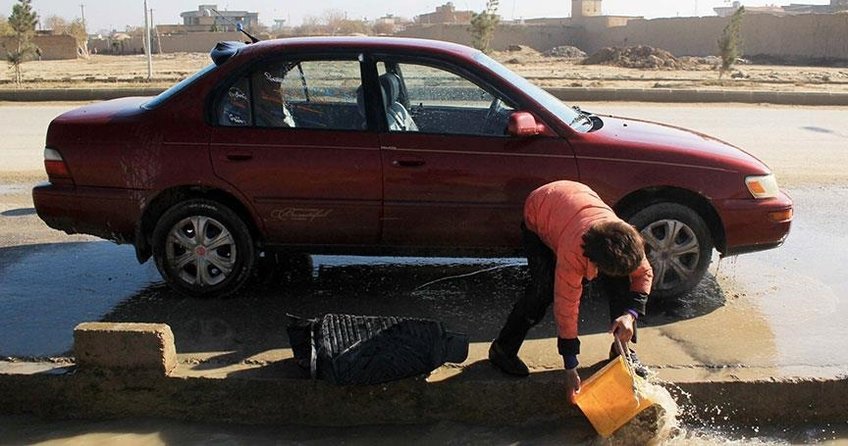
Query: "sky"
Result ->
[[0, 0, 832, 34]]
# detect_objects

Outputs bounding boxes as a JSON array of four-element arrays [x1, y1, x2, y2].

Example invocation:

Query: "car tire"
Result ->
[[152, 199, 255, 298], [627, 202, 713, 300]]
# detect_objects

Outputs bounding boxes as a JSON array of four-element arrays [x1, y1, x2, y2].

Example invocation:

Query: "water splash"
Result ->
[[605, 380, 680, 445]]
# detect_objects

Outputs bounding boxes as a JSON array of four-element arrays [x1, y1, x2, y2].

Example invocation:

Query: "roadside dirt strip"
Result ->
[[3, 87, 848, 105]]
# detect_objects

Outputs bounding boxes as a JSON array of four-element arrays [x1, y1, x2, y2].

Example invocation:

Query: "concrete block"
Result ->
[[74, 322, 176, 376]]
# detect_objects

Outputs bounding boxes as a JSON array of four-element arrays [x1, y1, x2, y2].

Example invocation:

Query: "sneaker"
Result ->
[[488, 341, 529, 377], [609, 343, 650, 379]]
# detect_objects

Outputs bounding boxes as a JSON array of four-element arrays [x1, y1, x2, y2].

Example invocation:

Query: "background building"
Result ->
[[171, 4, 259, 32], [416, 3, 474, 24]]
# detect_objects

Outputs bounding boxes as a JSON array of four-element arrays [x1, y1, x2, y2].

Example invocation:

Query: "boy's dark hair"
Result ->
[[581, 220, 645, 277]]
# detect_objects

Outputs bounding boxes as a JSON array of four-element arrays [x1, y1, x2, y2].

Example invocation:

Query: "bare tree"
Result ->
[[372, 21, 395, 35], [322, 9, 347, 36], [45, 15, 88, 57], [717, 6, 744, 78], [294, 15, 322, 36], [0, 16, 13, 36], [44, 14, 68, 34]]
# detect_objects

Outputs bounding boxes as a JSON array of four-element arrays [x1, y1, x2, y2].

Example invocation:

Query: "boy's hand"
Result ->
[[610, 313, 635, 344]]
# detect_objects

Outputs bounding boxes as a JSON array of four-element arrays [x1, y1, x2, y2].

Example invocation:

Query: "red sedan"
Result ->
[[33, 37, 793, 298]]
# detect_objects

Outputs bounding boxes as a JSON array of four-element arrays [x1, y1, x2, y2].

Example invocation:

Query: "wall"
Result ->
[[0, 34, 77, 60], [399, 24, 582, 52], [589, 14, 848, 61], [401, 13, 848, 63], [89, 32, 245, 55]]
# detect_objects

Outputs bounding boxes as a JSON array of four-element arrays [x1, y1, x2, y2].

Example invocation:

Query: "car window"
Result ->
[[216, 58, 364, 131], [217, 76, 252, 127], [474, 52, 593, 133], [378, 61, 514, 137], [255, 59, 363, 131], [253, 62, 297, 128]]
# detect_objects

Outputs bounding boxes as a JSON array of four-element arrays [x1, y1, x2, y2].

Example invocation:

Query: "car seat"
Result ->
[[379, 73, 419, 132]]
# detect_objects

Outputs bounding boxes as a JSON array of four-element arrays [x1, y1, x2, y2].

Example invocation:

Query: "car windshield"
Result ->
[[143, 64, 217, 110], [474, 52, 593, 133]]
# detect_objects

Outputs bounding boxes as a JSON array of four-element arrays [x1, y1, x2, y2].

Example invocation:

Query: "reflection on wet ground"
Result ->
[[2, 414, 847, 445], [717, 187, 848, 374], [0, 242, 159, 357], [0, 242, 726, 359]]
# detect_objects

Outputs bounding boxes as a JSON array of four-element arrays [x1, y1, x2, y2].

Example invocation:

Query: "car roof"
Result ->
[[238, 36, 481, 60]]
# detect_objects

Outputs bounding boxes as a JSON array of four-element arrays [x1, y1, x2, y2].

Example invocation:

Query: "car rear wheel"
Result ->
[[152, 199, 255, 298], [627, 202, 713, 299]]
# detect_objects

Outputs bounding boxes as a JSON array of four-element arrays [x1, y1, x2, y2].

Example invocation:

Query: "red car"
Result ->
[[33, 37, 793, 298]]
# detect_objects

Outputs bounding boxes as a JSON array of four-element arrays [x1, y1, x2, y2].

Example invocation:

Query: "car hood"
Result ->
[[589, 114, 770, 173]]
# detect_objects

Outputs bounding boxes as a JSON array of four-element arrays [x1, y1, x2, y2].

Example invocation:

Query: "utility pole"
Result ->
[[79, 4, 86, 27], [144, 0, 152, 80]]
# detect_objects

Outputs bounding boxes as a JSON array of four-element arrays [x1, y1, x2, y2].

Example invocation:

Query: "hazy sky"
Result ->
[[0, 0, 831, 33]]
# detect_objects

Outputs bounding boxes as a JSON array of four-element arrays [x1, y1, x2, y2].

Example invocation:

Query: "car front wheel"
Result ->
[[627, 202, 713, 299], [152, 199, 255, 298]]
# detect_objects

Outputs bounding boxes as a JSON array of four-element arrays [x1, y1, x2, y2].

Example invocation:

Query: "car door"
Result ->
[[210, 55, 382, 246], [376, 58, 580, 250]]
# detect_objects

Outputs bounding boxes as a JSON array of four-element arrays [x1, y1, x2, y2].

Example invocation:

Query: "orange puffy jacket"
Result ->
[[524, 181, 653, 341]]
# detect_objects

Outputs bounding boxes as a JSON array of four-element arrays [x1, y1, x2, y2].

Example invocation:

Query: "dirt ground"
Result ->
[[3, 47, 848, 92]]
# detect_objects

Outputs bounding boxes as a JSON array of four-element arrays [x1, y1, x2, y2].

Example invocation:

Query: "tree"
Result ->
[[470, 0, 500, 53], [45, 15, 88, 57], [372, 21, 395, 36], [717, 6, 744, 78], [45, 14, 68, 34], [294, 15, 322, 36], [68, 18, 89, 57], [322, 9, 347, 36], [6, 0, 39, 84], [0, 16, 13, 36]]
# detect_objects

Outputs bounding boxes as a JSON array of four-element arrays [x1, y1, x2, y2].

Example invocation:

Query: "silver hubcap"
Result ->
[[640, 219, 700, 292], [165, 216, 236, 287]]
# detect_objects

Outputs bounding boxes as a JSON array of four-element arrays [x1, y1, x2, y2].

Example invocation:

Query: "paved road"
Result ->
[[1, 102, 846, 381]]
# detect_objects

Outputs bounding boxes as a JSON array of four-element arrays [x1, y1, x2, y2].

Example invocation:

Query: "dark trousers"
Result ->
[[495, 224, 635, 357]]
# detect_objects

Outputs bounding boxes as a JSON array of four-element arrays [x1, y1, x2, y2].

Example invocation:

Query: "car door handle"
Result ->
[[392, 159, 425, 168], [225, 152, 253, 161]]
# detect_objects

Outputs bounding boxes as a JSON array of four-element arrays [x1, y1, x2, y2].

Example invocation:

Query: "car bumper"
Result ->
[[717, 189, 793, 256], [32, 182, 141, 243]]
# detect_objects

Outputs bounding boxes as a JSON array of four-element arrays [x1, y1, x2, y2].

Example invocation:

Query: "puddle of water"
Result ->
[[714, 187, 848, 375], [2, 411, 846, 446], [0, 242, 160, 357]]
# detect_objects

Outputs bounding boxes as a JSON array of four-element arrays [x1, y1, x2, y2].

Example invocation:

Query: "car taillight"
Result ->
[[44, 148, 71, 180]]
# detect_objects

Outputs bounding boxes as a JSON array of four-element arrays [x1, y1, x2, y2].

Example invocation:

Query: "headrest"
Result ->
[[379, 73, 400, 104]]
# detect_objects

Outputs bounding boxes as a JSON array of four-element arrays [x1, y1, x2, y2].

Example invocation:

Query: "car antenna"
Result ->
[[210, 8, 260, 43]]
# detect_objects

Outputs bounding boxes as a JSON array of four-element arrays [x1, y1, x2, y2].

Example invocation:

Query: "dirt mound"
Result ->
[[543, 46, 586, 58], [583, 45, 691, 70], [504, 44, 541, 56], [495, 45, 543, 65]]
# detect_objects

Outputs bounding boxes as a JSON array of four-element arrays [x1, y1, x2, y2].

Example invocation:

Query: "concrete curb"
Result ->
[[0, 362, 846, 427], [2, 87, 848, 106], [546, 87, 848, 106], [0, 88, 165, 102]]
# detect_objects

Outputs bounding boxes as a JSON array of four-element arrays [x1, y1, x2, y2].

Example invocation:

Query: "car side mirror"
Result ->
[[508, 112, 547, 137]]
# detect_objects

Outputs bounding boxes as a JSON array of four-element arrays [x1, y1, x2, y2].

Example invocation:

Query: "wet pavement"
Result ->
[[1, 187, 846, 382], [1, 415, 847, 445], [2, 102, 848, 443]]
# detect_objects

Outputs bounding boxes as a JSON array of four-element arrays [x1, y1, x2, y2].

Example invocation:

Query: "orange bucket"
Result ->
[[573, 345, 654, 437]]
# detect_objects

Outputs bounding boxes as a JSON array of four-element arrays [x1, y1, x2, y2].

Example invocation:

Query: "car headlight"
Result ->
[[745, 174, 779, 199]]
